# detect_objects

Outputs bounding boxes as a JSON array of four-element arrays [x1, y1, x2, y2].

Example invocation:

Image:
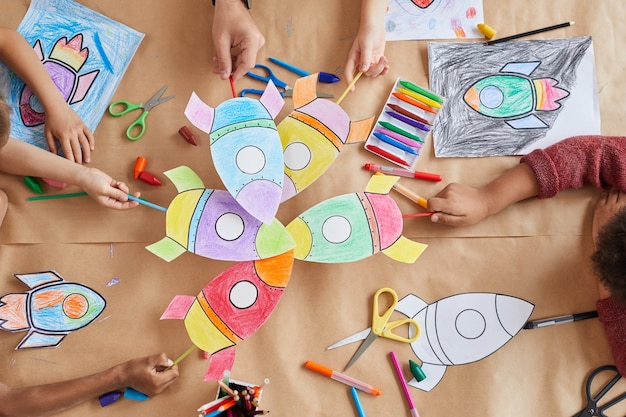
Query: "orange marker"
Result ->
[[134, 156, 147, 179], [304, 360, 382, 396]]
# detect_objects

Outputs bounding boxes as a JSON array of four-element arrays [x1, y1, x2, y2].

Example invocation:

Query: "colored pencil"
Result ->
[[486, 21, 575, 46]]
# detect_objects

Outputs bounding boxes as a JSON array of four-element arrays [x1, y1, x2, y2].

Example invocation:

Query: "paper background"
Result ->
[[0, 0, 625, 416]]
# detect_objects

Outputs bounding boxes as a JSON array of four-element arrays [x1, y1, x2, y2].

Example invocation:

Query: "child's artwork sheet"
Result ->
[[0, 0, 143, 152], [384, 0, 485, 41], [428, 36, 600, 157]]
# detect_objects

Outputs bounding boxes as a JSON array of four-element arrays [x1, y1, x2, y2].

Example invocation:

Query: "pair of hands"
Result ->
[[211, 0, 388, 85]]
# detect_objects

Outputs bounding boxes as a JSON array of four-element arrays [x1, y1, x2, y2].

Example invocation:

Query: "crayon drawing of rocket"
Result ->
[[146, 166, 295, 263], [184, 82, 285, 224], [161, 250, 294, 381], [0, 271, 106, 349], [20, 34, 99, 127], [463, 61, 569, 129], [278, 74, 374, 201], [394, 292, 534, 391], [286, 174, 427, 263]]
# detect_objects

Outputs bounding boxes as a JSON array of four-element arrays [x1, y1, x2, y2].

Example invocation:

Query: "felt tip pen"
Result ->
[[523, 310, 598, 329], [304, 361, 382, 396], [350, 387, 367, 417], [392, 91, 437, 115], [375, 127, 423, 149], [373, 131, 419, 155], [364, 163, 441, 182], [386, 111, 430, 132], [386, 103, 431, 127], [389, 352, 420, 417], [378, 121, 423, 142], [396, 87, 442, 109], [268, 57, 340, 83], [398, 80, 443, 104], [365, 144, 411, 167]]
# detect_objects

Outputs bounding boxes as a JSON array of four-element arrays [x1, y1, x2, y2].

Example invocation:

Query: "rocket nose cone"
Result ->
[[496, 295, 534, 335], [464, 86, 480, 111]]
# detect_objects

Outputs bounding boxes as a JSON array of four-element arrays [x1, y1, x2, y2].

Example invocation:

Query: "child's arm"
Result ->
[[344, 0, 389, 87], [0, 137, 138, 210], [428, 163, 538, 226], [0, 354, 178, 417], [0, 27, 94, 164]]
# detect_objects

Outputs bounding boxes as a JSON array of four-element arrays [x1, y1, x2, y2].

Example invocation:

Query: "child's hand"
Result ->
[[428, 183, 491, 226], [115, 353, 179, 397], [344, 21, 389, 88], [79, 167, 139, 210], [44, 105, 94, 164]]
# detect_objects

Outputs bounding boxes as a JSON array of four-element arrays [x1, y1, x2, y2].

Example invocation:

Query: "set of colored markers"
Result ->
[[197, 377, 269, 417], [364, 77, 445, 169]]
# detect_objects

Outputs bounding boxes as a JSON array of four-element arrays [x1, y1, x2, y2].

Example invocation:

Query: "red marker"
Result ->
[[365, 145, 411, 167], [138, 170, 162, 186], [364, 163, 441, 182]]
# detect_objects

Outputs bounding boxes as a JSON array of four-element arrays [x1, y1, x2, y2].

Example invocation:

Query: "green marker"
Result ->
[[378, 121, 424, 143], [399, 80, 443, 104]]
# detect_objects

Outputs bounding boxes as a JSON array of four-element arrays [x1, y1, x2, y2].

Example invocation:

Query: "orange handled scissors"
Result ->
[[108, 85, 174, 141], [327, 287, 420, 371]]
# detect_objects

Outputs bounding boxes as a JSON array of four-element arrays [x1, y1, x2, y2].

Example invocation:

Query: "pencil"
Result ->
[[336, 71, 363, 105], [486, 21, 575, 46]]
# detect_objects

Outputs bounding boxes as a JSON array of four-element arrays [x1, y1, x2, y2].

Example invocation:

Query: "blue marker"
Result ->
[[268, 57, 340, 83], [350, 387, 367, 417], [127, 194, 167, 212], [373, 132, 419, 155]]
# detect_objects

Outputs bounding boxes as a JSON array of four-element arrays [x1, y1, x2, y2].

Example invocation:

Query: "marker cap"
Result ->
[[304, 360, 333, 377]]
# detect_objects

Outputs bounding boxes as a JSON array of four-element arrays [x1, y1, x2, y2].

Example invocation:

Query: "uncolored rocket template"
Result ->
[[395, 292, 534, 391], [286, 174, 427, 263], [146, 166, 295, 262], [161, 250, 294, 381], [0, 271, 106, 349], [278, 74, 374, 201], [428, 37, 600, 157], [0, 0, 143, 152], [184, 82, 285, 224]]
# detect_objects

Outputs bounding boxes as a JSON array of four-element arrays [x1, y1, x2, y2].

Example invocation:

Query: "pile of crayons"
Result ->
[[364, 77, 444, 169], [197, 378, 269, 417]]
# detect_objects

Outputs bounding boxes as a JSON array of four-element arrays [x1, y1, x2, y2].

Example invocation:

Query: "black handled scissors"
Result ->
[[573, 365, 626, 417]]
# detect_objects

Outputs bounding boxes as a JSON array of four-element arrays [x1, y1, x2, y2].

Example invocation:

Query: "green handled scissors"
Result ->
[[327, 287, 420, 371], [108, 85, 175, 140]]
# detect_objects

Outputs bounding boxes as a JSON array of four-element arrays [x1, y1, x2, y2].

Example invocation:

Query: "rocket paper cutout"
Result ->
[[286, 174, 427, 263], [278, 74, 374, 201], [184, 81, 285, 224]]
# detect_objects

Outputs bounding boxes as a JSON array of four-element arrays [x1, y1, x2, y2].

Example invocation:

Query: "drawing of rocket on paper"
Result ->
[[428, 37, 600, 157], [0, 0, 143, 153], [0, 271, 106, 349], [384, 0, 485, 41], [394, 292, 534, 392]]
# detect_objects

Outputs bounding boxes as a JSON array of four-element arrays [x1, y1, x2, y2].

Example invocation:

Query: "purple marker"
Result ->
[[385, 111, 430, 132], [375, 127, 423, 149]]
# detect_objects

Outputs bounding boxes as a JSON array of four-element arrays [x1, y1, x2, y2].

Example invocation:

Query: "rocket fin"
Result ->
[[203, 346, 236, 382], [505, 114, 548, 129], [0, 294, 28, 331], [396, 293, 428, 318], [500, 61, 540, 76], [163, 166, 205, 192], [292, 73, 318, 108], [70, 69, 100, 104], [14, 271, 63, 288], [259, 80, 285, 119], [345, 116, 375, 144], [160, 295, 195, 320], [382, 236, 428, 263], [145, 237, 186, 262], [407, 363, 447, 392], [364, 174, 399, 194], [185, 92, 215, 134], [17, 331, 66, 349]]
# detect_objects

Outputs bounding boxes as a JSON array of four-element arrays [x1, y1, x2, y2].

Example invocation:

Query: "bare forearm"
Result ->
[[481, 163, 539, 217], [359, 0, 388, 26]]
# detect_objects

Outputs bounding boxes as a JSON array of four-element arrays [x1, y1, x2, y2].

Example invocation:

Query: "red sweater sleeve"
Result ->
[[597, 297, 626, 376], [520, 135, 626, 199]]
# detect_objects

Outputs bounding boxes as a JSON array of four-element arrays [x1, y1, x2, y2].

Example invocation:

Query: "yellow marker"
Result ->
[[477, 23, 497, 40]]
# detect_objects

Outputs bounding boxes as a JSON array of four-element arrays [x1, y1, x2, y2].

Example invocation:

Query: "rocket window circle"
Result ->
[[322, 216, 351, 244], [479, 86, 504, 109], [215, 212, 245, 241], [455, 309, 486, 339], [236, 146, 266, 175], [229, 281, 258, 309], [63, 293, 89, 319], [284, 142, 311, 171]]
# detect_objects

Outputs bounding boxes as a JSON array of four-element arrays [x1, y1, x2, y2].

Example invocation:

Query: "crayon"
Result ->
[[386, 111, 430, 132], [396, 87, 442, 109], [378, 121, 424, 142], [24, 176, 43, 194], [365, 144, 411, 167], [375, 127, 423, 149], [398, 80, 443, 104], [386, 103, 431, 127], [392, 91, 437, 114], [373, 132, 419, 155]]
